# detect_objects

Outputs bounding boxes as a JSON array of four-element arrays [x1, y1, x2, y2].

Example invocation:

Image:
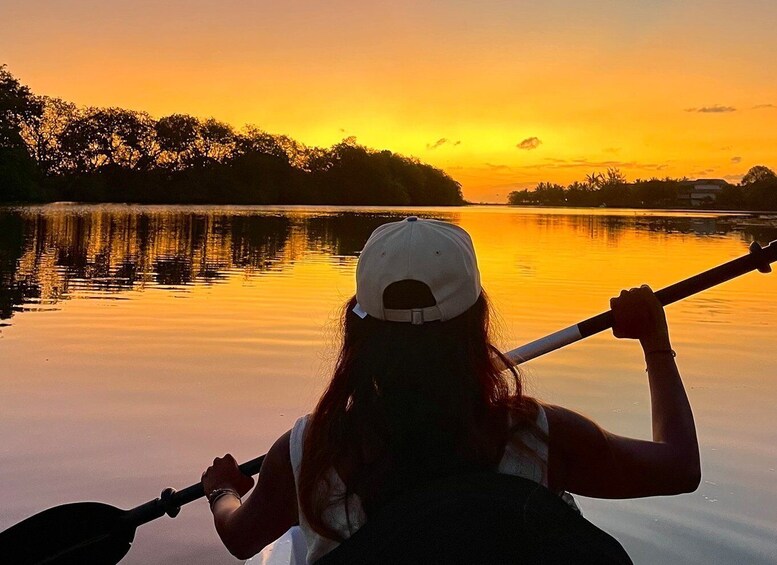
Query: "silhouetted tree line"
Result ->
[[715, 166, 777, 210], [508, 166, 777, 210], [0, 66, 464, 205]]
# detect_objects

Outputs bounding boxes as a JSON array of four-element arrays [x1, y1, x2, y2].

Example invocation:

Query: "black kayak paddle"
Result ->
[[0, 455, 265, 565]]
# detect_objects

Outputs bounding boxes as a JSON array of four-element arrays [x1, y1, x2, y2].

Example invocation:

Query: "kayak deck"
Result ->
[[251, 474, 631, 565]]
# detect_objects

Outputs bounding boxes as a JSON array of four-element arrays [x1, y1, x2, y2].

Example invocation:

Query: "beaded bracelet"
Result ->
[[644, 349, 676, 372], [644, 349, 676, 358], [207, 487, 240, 510]]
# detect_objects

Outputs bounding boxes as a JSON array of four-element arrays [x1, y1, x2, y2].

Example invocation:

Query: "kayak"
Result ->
[[245, 474, 630, 565], [249, 496, 583, 564]]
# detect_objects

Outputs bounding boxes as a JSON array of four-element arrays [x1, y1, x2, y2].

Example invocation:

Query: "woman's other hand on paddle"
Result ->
[[610, 285, 670, 350], [202, 453, 255, 497]]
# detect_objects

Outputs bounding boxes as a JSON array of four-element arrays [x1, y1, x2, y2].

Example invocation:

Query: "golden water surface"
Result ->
[[1, 205, 775, 564]]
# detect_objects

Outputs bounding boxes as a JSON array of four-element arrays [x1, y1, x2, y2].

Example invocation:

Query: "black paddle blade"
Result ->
[[0, 502, 135, 565]]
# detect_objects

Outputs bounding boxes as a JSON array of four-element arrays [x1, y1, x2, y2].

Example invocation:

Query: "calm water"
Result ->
[[1, 204, 776, 564]]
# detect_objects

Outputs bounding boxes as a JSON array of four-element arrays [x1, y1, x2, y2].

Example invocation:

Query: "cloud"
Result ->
[[753, 104, 776, 109], [723, 173, 743, 182], [692, 168, 716, 176], [684, 105, 736, 113], [517, 137, 542, 150], [603, 147, 621, 155], [731, 156, 742, 164], [484, 163, 511, 170], [426, 138, 461, 150]]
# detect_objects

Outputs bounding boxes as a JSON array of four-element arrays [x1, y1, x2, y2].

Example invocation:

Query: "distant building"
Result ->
[[677, 179, 733, 207]]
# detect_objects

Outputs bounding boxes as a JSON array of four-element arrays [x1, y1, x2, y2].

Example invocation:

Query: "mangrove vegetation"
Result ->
[[508, 166, 777, 211], [0, 66, 464, 206]]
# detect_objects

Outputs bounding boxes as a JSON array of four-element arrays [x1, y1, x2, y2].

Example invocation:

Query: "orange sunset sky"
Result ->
[[3, 0, 777, 202]]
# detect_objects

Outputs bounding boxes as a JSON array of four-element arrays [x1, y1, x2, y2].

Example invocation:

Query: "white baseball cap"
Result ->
[[354, 217, 482, 324]]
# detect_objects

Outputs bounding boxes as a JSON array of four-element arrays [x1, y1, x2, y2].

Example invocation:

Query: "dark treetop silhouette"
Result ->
[[0, 66, 463, 206], [507, 166, 777, 211]]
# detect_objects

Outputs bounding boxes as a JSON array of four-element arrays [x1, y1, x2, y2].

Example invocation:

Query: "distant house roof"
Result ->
[[679, 178, 733, 188]]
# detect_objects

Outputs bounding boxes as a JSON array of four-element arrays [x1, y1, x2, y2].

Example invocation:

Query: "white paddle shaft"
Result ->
[[505, 325, 583, 366]]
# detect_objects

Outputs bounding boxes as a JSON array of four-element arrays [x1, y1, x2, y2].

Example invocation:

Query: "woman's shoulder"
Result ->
[[291, 413, 311, 436], [499, 397, 549, 485], [289, 413, 312, 472], [504, 396, 547, 432]]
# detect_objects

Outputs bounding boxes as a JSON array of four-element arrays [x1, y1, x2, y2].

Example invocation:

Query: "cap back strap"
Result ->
[[382, 305, 443, 324]]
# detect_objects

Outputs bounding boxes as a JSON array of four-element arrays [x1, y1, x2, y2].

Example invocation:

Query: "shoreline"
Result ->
[[3, 203, 776, 233], [4, 201, 777, 216]]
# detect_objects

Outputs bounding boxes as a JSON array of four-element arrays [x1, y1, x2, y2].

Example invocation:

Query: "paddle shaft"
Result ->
[[505, 239, 777, 366], [122, 455, 266, 528]]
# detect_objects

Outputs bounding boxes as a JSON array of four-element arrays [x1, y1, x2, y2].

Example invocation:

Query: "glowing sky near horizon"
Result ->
[[3, 0, 777, 202]]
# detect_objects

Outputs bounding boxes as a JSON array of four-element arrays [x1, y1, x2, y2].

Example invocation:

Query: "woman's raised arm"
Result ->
[[545, 286, 700, 499]]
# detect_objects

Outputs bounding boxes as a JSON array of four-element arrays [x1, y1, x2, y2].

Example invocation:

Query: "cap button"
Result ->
[[406, 216, 418, 222]]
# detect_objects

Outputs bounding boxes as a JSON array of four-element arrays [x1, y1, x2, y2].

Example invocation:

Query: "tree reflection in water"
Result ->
[[0, 206, 774, 321]]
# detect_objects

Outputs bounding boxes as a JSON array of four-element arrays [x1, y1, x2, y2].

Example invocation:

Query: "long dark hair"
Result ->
[[299, 286, 538, 540]]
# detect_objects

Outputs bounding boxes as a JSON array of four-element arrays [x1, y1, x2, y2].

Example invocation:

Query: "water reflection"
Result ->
[[0, 205, 774, 321], [1, 205, 776, 565]]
